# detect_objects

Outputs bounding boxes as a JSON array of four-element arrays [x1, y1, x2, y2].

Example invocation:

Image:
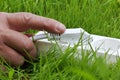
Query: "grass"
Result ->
[[0, 0, 120, 80]]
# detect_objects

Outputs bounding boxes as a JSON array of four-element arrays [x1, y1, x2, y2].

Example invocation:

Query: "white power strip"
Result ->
[[35, 28, 120, 62]]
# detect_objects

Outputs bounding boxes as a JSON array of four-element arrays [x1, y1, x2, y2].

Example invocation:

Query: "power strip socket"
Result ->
[[35, 28, 120, 62]]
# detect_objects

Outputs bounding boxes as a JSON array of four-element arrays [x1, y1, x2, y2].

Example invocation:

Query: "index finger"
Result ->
[[5, 12, 66, 33]]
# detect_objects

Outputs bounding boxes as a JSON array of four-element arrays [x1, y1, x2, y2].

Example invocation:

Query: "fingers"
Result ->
[[0, 45, 24, 66], [6, 12, 66, 33], [0, 12, 66, 67], [25, 34, 33, 37], [2, 29, 37, 60]]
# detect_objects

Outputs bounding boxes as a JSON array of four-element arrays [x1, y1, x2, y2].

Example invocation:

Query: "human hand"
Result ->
[[0, 12, 66, 67]]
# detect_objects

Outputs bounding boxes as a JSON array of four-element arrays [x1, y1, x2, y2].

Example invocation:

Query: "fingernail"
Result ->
[[55, 23, 66, 33]]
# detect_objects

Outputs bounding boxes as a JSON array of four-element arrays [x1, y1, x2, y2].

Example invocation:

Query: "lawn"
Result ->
[[0, 0, 120, 80]]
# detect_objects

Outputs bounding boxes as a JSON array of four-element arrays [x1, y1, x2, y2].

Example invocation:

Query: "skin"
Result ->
[[0, 12, 66, 67]]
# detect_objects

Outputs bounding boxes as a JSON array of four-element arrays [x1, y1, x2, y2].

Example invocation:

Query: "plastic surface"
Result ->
[[35, 28, 120, 62], [35, 28, 92, 45]]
